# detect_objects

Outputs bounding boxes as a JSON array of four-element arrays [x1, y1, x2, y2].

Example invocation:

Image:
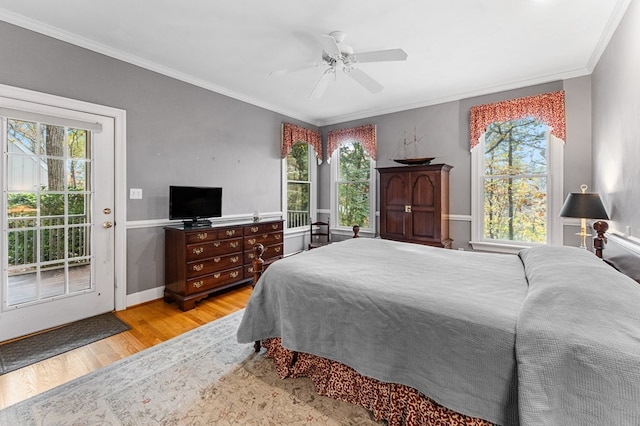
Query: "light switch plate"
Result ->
[[130, 188, 143, 199]]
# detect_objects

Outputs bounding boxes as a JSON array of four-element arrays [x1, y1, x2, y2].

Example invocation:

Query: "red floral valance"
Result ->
[[469, 91, 566, 150], [282, 123, 322, 163], [327, 124, 377, 162]]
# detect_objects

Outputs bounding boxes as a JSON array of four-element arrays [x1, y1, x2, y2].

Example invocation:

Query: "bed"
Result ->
[[236, 238, 640, 425]]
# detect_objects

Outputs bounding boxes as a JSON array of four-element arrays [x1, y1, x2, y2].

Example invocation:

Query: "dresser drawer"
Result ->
[[244, 232, 283, 250], [244, 221, 283, 236], [186, 253, 243, 278], [185, 267, 243, 295], [217, 227, 242, 239], [186, 238, 242, 262], [244, 243, 283, 264], [185, 230, 218, 244]]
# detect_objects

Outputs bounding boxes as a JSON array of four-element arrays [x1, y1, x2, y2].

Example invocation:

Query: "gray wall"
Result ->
[[592, 0, 640, 239], [320, 78, 592, 249], [0, 21, 317, 295]]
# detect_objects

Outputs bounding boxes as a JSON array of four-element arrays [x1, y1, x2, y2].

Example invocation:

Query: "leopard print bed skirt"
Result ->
[[262, 338, 494, 426]]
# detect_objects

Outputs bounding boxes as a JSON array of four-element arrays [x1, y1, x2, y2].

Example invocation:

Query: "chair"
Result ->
[[308, 221, 330, 250]]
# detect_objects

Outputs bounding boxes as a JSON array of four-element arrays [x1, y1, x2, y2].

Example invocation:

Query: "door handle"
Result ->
[[103, 221, 113, 228]]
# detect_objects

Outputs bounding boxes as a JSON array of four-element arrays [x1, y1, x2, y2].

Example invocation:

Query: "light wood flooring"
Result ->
[[0, 284, 252, 410]]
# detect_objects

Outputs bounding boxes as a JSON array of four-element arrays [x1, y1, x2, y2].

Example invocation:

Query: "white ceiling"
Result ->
[[0, 0, 632, 126]]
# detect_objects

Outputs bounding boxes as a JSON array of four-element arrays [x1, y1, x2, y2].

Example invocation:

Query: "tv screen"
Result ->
[[169, 186, 222, 224]]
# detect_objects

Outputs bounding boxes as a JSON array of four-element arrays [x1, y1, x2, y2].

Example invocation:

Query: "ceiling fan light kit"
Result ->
[[272, 30, 407, 99]]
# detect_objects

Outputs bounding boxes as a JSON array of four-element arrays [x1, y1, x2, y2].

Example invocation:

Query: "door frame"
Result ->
[[0, 83, 127, 312]]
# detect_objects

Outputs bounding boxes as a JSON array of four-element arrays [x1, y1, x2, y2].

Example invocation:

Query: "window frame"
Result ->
[[329, 141, 376, 236], [470, 126, 564, 254], [282, 142, 317, 233]]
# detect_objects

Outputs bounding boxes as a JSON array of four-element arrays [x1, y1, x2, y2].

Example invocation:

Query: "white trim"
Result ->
[[585, 0, 634, 72], [0, 107, 103, 132], [0, 83, 128, 314], [607, 231, 640, 255], [126, 286, 164, 308], [126, 211, 284, 230], [449, 214, 471, 222]]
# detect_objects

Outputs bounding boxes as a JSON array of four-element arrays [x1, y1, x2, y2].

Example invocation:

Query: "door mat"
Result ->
[[0, 312, 130, 375]]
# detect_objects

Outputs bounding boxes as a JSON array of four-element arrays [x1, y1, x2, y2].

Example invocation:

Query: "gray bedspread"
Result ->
[[237, 239, 640, 425], [237, 238, 528, 425], [516, 245, 640, 425]]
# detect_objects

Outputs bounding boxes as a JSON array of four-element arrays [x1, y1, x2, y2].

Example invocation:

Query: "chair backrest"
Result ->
[[309, 221, 330, 249]]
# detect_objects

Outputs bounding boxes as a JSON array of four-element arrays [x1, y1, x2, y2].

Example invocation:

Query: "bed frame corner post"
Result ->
[[251, 243, 265, 352]]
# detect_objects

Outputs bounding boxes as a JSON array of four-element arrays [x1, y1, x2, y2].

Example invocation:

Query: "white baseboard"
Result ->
[[125, 286, 164, 308]]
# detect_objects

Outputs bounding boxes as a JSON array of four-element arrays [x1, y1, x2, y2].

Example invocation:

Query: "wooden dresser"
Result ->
[[164, 219, 283, 310], [378, 164, 452, 248]]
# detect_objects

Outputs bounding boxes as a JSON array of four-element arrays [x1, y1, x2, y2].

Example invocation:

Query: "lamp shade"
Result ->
[[559, 192, 609, 219]]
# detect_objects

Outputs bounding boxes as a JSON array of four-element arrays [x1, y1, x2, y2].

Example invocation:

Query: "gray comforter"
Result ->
[[517, 246, 640, 425], [237, 238, 528, 425], [236, 239, 640, 425]]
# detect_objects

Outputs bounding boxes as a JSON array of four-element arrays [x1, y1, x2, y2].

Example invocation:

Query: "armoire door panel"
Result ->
[[411, 174, 436, 208], [378, 164, 452, 249]]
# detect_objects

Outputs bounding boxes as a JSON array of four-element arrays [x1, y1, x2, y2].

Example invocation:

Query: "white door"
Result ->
[[1, 97, 116, 342]]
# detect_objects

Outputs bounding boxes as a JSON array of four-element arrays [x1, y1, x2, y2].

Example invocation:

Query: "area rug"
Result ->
[[0, 312, 131, 375], [0, 309, 383, 425]]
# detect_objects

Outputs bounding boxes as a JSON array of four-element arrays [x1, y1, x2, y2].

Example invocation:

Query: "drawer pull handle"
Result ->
[[197, 233, 207, 240], [214, 273, 221, 279], [275, 234, 281, 240], [192, 280, 204, 289], [248, 238, 256, 245], [272, 224, 279, 229], [214, 241, 221, 247], [248, 267, 253, 273], [251, 226, 259, 232], [214, 257, 221, 263], [231, 256, 239, 263], [275, 247, 281, 253], [230, 271, 239, 278], [248, 253, 255, 259], [226, 230, 236, 236], [193, 264, 204, 272], [192, 247, 204, 255], [230, 241, 239, 248]]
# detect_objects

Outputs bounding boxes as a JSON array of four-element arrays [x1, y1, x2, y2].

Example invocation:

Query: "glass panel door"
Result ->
[[1, 100, 115, 342], [6, 119, 92, 306]]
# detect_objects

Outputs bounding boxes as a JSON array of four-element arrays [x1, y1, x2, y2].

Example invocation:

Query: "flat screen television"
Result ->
[[169, 185, 222, 227]]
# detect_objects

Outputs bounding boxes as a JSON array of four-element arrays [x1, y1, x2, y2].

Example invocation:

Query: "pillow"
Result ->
[[603, 237, 640, 283]]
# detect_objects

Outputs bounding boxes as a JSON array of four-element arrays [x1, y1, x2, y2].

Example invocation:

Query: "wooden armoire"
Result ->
[[378, 164, 452, 248]]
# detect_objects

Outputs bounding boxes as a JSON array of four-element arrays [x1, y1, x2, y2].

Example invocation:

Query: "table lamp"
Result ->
[[559, 184, 609, 256]]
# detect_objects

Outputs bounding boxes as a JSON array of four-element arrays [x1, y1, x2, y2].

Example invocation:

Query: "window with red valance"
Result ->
[[469, 91, 566, 252], [281, 123, 322, 164], [469, 91, 566, 149], [327, 124, 377, 163]]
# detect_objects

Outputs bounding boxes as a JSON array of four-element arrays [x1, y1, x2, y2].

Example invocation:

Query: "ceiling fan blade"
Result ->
[[309, 69, 334, 99], [352, 48, 408, 63], [319, 34, 342, 58], [270, 62, 322, 76], [345, 67, 383, 94]]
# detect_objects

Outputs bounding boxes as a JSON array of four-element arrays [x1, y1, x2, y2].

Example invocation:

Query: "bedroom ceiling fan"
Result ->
[[271, 31, 408, 99]]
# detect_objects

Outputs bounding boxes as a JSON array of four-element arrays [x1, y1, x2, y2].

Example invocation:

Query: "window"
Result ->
[[330, 141, 376, 232], [285, 142, 315, 229], [471, 117, 563, 252]]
